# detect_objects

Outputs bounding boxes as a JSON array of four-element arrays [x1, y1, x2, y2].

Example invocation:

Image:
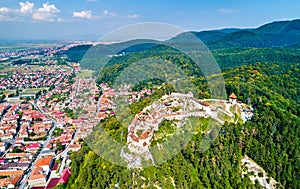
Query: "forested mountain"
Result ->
[[180, 31, 227, 42], [91, 46, 300, 83], [60, 62, 299, 189], [58, 19, 300, 188], [175, 19, 300, 48], [254, 19, 300, 35], [62, 19, 300, 70], [63, 43, 300, 74]]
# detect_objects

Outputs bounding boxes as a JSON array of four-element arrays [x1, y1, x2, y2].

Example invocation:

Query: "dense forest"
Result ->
[[63, 43, 300, 76], [59, 61, 299, 189], [61, 20, 300, 75], [58, 19, 300, 189]]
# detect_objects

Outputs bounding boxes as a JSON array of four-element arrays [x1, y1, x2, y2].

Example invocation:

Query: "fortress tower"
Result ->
[[229, 93, 237, 104]]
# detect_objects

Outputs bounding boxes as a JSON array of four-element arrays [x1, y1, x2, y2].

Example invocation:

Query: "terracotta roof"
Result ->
[[69, 144, 81, 149], [140, 129, 151, 140], [229, 93, 237, 99], [31, 166, 43, 175], [35, 156, 53, 167], [11, 175, 21, 185], [19, 157, 31, 163], [6, 153, 27, 158], [0, 170, 24, 176], [28, 174, 46, 181], [130, 134, 139, 142]]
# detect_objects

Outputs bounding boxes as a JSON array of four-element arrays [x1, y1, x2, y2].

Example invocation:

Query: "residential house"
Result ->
[[28, 167, 47, 187]]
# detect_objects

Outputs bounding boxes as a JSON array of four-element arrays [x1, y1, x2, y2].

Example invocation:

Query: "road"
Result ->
[[69, 77, 81, 103], [0, 105, 18, 157], [18, 77, 88, 188], [56, 120, 83, 174], [52, 77, 83, 174], [18, 102, 58, 189], [76, 78, 81, 95], [96, 86, 104, 115]]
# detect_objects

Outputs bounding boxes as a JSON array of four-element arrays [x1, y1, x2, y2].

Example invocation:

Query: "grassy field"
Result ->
[[77, 69, 94, 78], [20, 87, 49, 95], [2, 87, 48, 95], [0, 43, 61, 51], [0, 65, 20, 72], [0, 64, 7, 70], [0, 61, 11, 70], [0, 64, 70, 73], [0, 46, 32, 51]]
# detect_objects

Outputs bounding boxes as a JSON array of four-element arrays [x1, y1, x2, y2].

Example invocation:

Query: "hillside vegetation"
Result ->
[[60, 62, 299, 189], [61, 19, 300, 72], [58, 19, 300, 189]]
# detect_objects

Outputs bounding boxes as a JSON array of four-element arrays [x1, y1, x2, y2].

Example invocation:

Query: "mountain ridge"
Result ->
[[172, 18, 300, 48]]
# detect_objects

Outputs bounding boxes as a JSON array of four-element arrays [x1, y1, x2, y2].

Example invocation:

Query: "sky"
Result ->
[[0, 0, 299, 40]]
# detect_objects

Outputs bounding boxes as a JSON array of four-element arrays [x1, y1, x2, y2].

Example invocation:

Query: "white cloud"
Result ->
[[19, 1, 34, 14], [73, 10, 92, 19], [32, 2, 60, 21], [37, 2, 60, 13], [0, 7, 18, 21], [124, 14, 139, 19], [0, 14, 20, 22], [103, 9, 117, 17], [0, 14, 11, 21], [217, 8, 237, 14], [0, 7, 12, 14]]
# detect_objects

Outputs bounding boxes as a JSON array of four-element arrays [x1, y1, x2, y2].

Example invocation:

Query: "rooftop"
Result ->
[[35, 156, 53, 167], [229, 93, 237, 99]]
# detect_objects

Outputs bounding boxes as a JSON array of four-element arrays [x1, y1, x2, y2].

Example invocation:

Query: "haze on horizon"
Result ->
[[0, 0, 299, 40]]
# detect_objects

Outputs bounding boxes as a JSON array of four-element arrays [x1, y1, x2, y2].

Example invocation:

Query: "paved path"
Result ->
[[55, 78, 83, 174], [19, 102, 58, 189]]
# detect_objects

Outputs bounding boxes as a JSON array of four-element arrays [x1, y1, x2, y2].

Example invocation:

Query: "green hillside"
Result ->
[[61, 19, 300, 72], [57, 19, 300, 188], [255, 19, 300, 35], [60, 62, 299, 189]]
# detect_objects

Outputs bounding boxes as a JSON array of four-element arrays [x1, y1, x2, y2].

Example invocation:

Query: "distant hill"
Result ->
[[192, 31, 227, 42], [63, 39, 159, 62], [215, 28, 246, 34], [61, 18, 300, 71], [288, 41, 300, 48], [173, 29, 246, 43], [170, 19, 300, 48], [255, 19, 300, 35], [63, 19, 300, 58], [218, 30, 267, 47]]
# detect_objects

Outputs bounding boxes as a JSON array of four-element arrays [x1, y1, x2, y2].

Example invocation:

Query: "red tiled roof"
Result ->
[[11, 176, 21, 185], [46, 178, 60, 189], [51, 162, 59, 171], [229, 93, 237, 99], [35, 156, 53, 167], [0, 170, 24, 176], [58, 168, 71, 184], [25, 143, 40, 149], [28, 173, 46, 181], [31, 187, 45, 189]]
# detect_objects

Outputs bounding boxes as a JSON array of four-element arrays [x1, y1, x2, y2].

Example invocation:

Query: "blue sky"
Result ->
[[0, 0, 299, 40]]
